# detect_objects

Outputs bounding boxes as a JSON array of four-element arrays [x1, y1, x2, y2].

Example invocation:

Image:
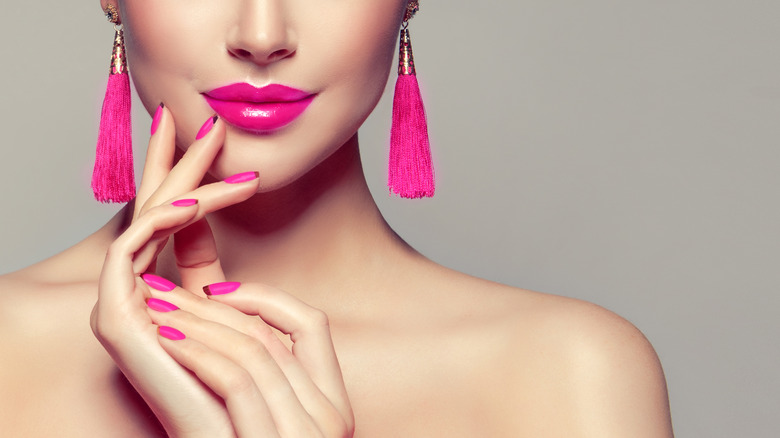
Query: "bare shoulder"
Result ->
[[420, 266, 674, 436], [0, 246, 102, 331], [0, 250, 103, 368], [0, 269, 99, 352]]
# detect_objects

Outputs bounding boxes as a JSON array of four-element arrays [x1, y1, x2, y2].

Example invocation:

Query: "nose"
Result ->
[[226, 0, 296, 65]]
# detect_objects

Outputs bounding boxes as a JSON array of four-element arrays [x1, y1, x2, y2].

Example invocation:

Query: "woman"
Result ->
[[0, 0, 673, 436]]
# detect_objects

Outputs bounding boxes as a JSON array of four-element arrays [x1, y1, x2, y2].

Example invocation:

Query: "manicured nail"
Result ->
[[151, 102, 164, 135], [224, 172, 259, 184], [195, 115, 218, 140], [172, 198, 198, 207], [141, 273, 176, 292], [203, 281, 241, 296], [146, 298, 179, 312], [158, 326, 186, 340]]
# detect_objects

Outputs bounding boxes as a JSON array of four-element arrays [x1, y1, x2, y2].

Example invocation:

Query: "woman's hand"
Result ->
[[91, 105, 353, 436], [144, 278, 354, 437], [91, 107, 258, 436]]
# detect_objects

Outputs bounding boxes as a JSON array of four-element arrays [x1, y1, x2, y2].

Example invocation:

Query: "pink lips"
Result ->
[[203, 83, 315, 133]]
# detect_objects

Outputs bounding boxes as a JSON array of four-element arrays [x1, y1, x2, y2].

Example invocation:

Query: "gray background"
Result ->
[[2, 1, 778, 436]]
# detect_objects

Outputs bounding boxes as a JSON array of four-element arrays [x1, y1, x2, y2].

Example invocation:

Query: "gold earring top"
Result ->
[[104, 4, 120, 24], [404, 0, 420, 23]]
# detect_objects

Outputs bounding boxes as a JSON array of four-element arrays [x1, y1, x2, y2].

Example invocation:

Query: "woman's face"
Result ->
[[105, 0, 407, 191]]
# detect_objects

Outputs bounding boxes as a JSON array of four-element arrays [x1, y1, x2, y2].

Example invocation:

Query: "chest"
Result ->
[[6, 362, 488, 438], [3, 324, 505, 437], [334, 333, 497, 437]]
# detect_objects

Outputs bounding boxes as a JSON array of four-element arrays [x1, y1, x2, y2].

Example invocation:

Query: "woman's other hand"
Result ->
[[91, 105, 255, 436], [145, 279, 354, 437]]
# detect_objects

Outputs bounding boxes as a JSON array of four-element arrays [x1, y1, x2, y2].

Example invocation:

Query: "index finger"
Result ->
[[135, 103, 175, 220]]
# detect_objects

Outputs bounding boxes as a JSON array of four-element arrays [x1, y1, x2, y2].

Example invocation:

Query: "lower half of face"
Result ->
[[121, 0, 407, 191]]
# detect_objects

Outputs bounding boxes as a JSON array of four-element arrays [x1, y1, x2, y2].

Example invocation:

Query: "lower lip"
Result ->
[[203, 95, 315, 133]]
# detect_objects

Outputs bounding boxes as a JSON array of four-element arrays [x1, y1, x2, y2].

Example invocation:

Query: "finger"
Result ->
[[155, 313, 320, 437], [174, 218, 225, 294], [94, 201, 199, 345], [105, 201, 200, 285], [205, 283, 352, 422], [146, 288, 347, 433], [107, 201, 200, 277], [145, 115, 224, 210], [135, 103, 176, 220], [131, 173, 260, 274], [159, 334, 281, 438]]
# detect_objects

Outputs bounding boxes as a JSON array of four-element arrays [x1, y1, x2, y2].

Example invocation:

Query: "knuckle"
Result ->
[[222, 368, 256, 396], [141, 204, 167, 222], [105, 240, 127, 260], [322, 410, 352, 438], [283, 422, 324, 438], [140, 200, 154, 215], [304, 308, 330, 330], [89, 307, 101, 337], [236, 337, 271, 363], [90, 311, 119, 344], [342, 412, 356, 437], [246, 319, 275, 342]]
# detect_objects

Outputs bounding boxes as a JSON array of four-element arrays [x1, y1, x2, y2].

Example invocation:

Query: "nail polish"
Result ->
[[223, 172, 259, 184], [171, 199, 198, 207], [151, 103, 164, 135], [195, 115, 218, 140], [141, 273, 176, 292], [203, 281, 241, 296], [146, 298, 179, 312], [158, 326, 186, 340]]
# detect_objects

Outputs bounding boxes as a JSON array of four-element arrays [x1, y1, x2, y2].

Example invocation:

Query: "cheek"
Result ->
[[306, 3, 403, 133], [120, 1, 223, 132], [324, 5, 402, 93]]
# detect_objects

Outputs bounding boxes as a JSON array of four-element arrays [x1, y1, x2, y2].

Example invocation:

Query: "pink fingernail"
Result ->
[[203, 281, 241, 296], [158, 326, 186, 340], [195, 115, 218, 140], [141, 273, 176, 292], [147, 298, 179, 312], [224, 172, 259, 184], [151, 102, 164, 135], [172, 198, 198, 207]]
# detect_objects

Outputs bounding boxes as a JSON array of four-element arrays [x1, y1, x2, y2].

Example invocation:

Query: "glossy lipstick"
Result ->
[[203, 83, 314, 133]]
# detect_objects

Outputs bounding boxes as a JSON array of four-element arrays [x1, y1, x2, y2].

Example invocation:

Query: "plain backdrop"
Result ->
[[2, 1, 778, 436]]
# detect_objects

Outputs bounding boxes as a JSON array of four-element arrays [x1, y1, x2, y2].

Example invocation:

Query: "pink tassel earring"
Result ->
[[388, 0, 435, 198], [92, 4, 135, 203]]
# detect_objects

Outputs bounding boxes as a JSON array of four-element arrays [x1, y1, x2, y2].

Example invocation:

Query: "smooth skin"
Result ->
[[0, 0, 673, 436]]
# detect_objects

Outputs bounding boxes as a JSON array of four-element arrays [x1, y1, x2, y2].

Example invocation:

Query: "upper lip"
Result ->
[[203, 83, 313, 103]]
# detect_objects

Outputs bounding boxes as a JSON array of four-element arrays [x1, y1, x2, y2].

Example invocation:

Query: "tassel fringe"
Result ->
[[92, 28, 135, 203], [389, 75, 435, 198], [388, 27, 435, 199]]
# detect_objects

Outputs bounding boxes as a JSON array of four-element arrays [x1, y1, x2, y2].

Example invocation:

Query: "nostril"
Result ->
[[269, 49, 292, 61], [233, 48, 253, 59], [229, 47, 292, 62]]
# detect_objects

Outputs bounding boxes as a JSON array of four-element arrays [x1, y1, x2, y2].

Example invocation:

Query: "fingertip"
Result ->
[[196, 115, 219, 140], [223, 172, 260, 184], [147, 298, 179, 312], [171, 198, 199, 207], [142, 273, 177, 292], [150, 102, 165, 136], [203, 281, 241, 296], [143, 102, 175, 182], [158, 325, 186, 340]]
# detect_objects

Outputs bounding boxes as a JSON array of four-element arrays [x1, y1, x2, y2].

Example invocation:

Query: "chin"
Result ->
[[205, 127, 352, 193]]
